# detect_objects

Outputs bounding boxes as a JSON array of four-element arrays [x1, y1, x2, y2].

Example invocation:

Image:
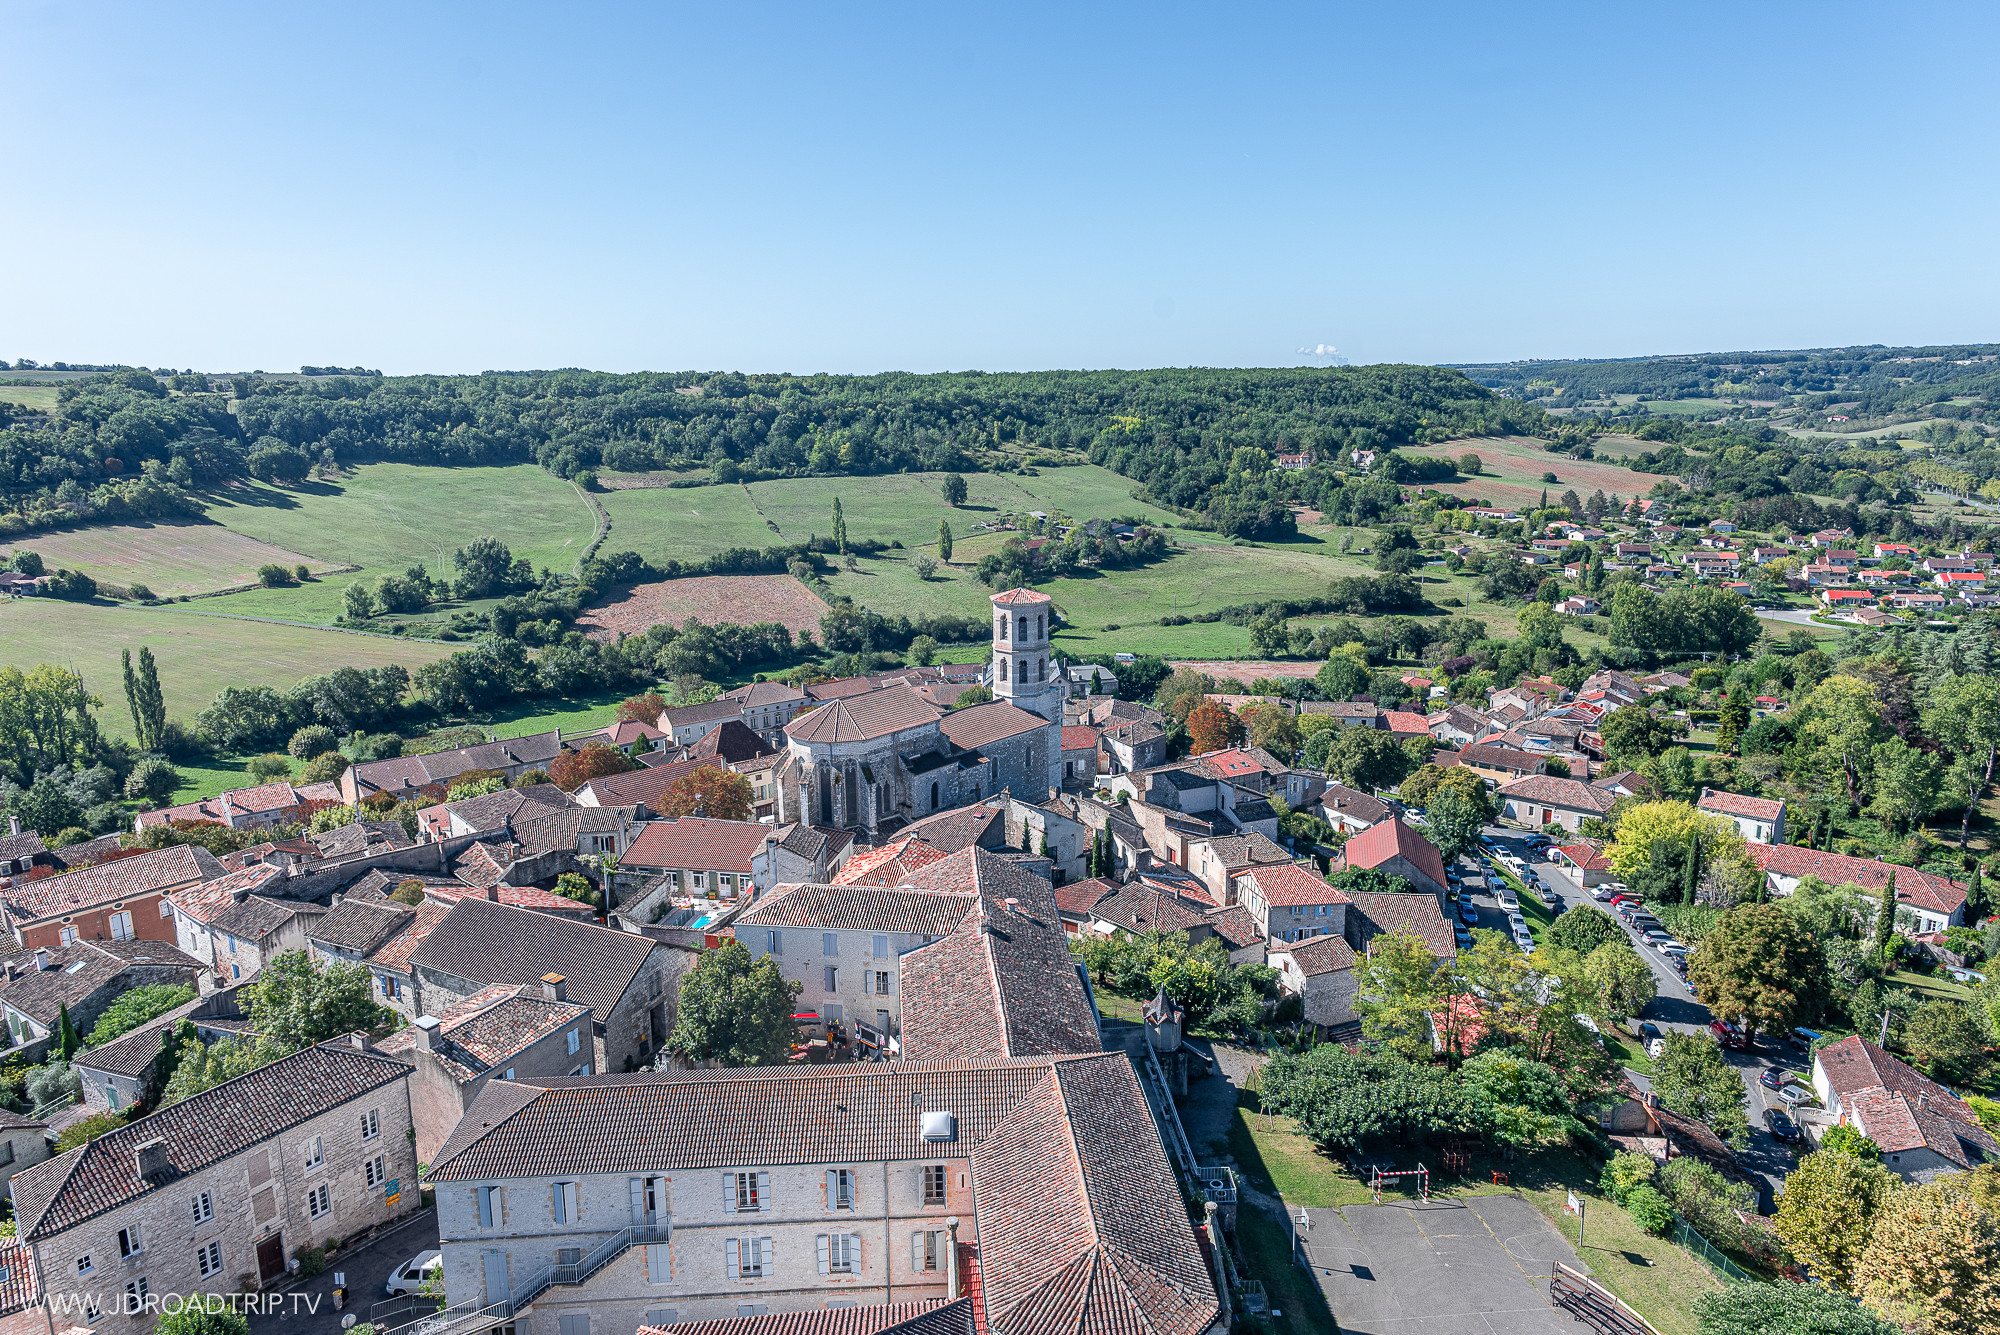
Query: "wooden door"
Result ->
[[257, 1234, 285, 1282]]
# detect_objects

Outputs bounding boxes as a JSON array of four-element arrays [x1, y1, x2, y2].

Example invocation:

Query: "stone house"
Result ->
[[1184, 832, 1293, 907], [1341, 891, 1457, 961], [13, 1039, 418, 1311], [167, 864, 328, 987], [657, 701, 748, 748], [378, 977, 594, 1163], [2, 844, 222, 954], [1234, 864, 1350, 944], [719, 681, 809, 747], [0, 1111, 48, 1202], [73, 987, 255, 1115], [619, 818, 783, 903], [307, 898, 453, 1018], [1443, 744, 1549, 785], [405, 898, 686, 1074], [133, 782, 312, 834], [1332, 817, 1448, 899], [1268, 932, 1360, 1039], [1083, 883, 1265, 966], [733, 883, 975, 1040], [759, 826, 854, 890], [1099, 717, 1167, 776], [1695, 789, 1785, 845], [1059, 726, 1100, 787], [340, 731, 569, 805], [415, 785, 575, 841], [1742, 844, 1966, 935], [1315, 784, 1392, 835], [0, 940, 203, 1055], [1495, 774, 1619, 832]]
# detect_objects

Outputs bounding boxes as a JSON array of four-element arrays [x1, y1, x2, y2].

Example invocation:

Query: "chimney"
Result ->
[[484, 885, 500, 902], [945, 1217, 961, 1301], [541, 973, 567, 1002], [348, 1032, 368, 1051], [6, 816, 16, 838], [33, 948, 49, 972], [1, 962, 13, 982], [231, 883, 252, 903], [1918, 1094, 1929, 1111], [134, 1139, 172, 1183], [1002, 898, 1019, 915], [415, 1016, 442, 1051]]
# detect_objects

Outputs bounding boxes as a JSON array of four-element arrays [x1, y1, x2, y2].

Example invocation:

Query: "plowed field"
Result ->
[[577, 574, 830, 640]]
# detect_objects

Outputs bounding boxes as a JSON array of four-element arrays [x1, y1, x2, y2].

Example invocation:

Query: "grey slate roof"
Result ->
[[13, 1039, 411, 1240], [0, 939, 204, 1026], [406, 897, 657, 1021], [309, 898, 418, 954]]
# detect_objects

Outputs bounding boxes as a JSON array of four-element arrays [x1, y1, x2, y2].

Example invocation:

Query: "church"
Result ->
[[772, 587, 1065, 838]]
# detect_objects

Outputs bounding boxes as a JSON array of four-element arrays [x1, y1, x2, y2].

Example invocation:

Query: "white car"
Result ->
[[1591, 886, 1617, 901], [387, 1251, 443, 1297], [1779, 1085, 1813, 1108], [1647, 1037, 1666, 1059]]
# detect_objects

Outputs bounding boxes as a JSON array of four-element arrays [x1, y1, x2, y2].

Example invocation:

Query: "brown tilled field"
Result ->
[[577, 574, 830, 640], [1402, 435, 1658, 511]]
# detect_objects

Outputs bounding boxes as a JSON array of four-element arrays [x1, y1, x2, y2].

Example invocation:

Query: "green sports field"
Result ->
[[1, 598, 454, 741]]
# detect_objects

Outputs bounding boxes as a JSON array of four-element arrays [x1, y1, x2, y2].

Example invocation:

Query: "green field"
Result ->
[[1, 521, 345, 597], [0, 386, 61, 411], [194, 463, 599, 623], [1, 598, 454, 741]]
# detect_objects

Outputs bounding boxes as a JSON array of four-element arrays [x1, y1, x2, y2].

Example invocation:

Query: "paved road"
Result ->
[[1753, 608, 1820, 626], [247, 1210, 440, 1335]]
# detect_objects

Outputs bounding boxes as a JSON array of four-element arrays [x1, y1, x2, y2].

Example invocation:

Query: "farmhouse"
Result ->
[[1695, 789, 1785, 844]]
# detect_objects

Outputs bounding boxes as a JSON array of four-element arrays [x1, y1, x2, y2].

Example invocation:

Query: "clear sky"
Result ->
[[4, 1, 1995, 375]]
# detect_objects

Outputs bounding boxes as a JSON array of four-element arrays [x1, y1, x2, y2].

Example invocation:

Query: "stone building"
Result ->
[[0, 1110, 48, 1202], [0, 940, 203, 1055], [377, 976, 594, 1162], [1, 844, 221, 954], [13, 1039, 418, 1312], [167, 863, 328, 988]]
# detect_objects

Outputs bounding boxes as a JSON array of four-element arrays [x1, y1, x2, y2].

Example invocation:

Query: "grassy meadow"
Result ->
[[1, 521, 346, 597]]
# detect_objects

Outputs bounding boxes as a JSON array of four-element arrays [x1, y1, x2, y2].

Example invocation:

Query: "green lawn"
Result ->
[[196, 464, 599, 624], [1, 597, 454, 741], [0, 386, 60, 411], [1225, 1100, 1720, 1335], [1886, 968, 1974, 1004]]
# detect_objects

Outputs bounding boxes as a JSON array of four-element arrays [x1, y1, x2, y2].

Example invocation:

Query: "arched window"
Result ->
[[1014, 658, 1024, 683], [1039, 658, 1047, 682], [1037, 614, 1044, 639], [930, 782, 940, 810], [1018, 616, 1028, 640]]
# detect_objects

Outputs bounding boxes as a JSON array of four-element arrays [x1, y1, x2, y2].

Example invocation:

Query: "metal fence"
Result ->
[[1670, 1216, 1757, 1285]]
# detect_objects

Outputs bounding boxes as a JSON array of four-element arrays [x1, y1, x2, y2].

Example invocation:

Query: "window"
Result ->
[[124, 1278, 148, 1313], [302, 1135, 324, 1169], [159, 899, 173, 918], [728, 1171, 768, 1213], [824, 967, 838, 992], [478, 1185, 502, 1227], [556, 1249, 583, 1267], [58, 926, 76, 947], [922, 1165, 947, 1206], [930, 782, 939, 811], [196, 1242, 222, 1278], [873, 971, 891, 996], [871, 935, 888, 959], [307, 1184, 331, 1219], [645, 1243, 669, 1283], [827, 1169, 855, 1210], [727, 1237, 771, 1278], [361, 1109, 380, 1140], [822, 933, 839, 957], [226, 933, 238, 953], [554, 1181, 579, 1223], [382, 976, 403, 1000], [736, 1308, 766, 1320], [817, 1233, 859, 1274], [109, 912, 134, 941], [567, 1028, 581, 1054], [644, 1311, 678, 1328], [191, 1191, 212, 1223], [83, 1297, 100, 1322], [367, 1156, 387, 1187], [0, 1139, 15, 1165], [75, 1255, 93, 1276], [117, 1225, 142, 1258], [503, 1069, 515, 1081], [766, 930, 783, 955], [559, 1316, 590, 1335], [912, 1230, 945, 1271]]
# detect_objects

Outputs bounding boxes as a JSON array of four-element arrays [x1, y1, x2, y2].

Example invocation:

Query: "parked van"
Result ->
[[1498, 885, 1519, 910]]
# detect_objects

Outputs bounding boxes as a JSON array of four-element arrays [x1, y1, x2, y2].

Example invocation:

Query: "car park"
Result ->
[[1762, 1108, 1802, 1142]]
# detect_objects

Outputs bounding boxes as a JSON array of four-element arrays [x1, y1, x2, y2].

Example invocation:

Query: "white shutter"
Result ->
[[720, 1172, 735, 1213], [725, 1237, 739, 1278], [816, 1234, 829, 1275], [825, 1169, 837, 1209], [847, 1233, 861, 1272], [912, 1232, 922, 1270], [757, 1172, 770, 1211]]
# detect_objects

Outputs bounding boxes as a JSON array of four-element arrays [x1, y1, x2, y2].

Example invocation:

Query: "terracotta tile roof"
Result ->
[[168, 862, 287, 924], [1497, 774, 1617, 812], [833, 838, 951, 886], [1744, 845, 1966, 918], [1553, 844, 1613, 872], [991, 587, 1052, 605], [938, 701, 1051, 752], [1456, 744, 1548, 775], [0, 939, 203, 1027], [365, 901, 452, 970], [407, 899, 657, 1020], [788, 686, 944, 744], [1237, 864, 1350, 908], [645, 1300, 967, 1335], [1345, 890, 1455, 959], [899, 851, 1100, 1063], [0, 831, 47, 863], [13, 1039, 411, 1240], [1339, 816, 1449, 891], [578, 754, 706, 812], [1276, 931, 1357, 976], [376, 983, 591, 1081], [737, 883, 976, 937], [0, 1238, 40, 1317], [622, 817, 776, 875], [689, 720, 778, 764], [423, 884, 597, 917], [1203, 904, 1263, 950], [722, 680, 808, 707], [1086, 885, 1214, 934], [659, 700, 746, 728], [1697, 789, 1784, 822], [309, 819, 415, 858], [1052, 877, 1120, 918], [1385, 710, 1430, 734], [3, 844, 223, 923], [1061, 726, 1100, 751], [72, 994, 234, 1079]]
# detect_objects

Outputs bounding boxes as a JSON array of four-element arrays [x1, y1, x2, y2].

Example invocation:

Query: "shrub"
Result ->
[[55, 1110, 129, 1152], [392, 879, 427, 906], [256, 564, 292, 588], [287, 725, 339, 760], [154, 1295, 252, 1335], [293, 564, 311, 582], [1598, 1150, 1657, 1206], [295, 1246, 326, 1278], [301, 752, 348, 784], [351, 731, 404, 762], [123, 757, 181, 804], [244, 753, 291, 782], [1624, 1184, 1674, 1235], [126, 583, 155, 602], [86, 984, 196, 1046]]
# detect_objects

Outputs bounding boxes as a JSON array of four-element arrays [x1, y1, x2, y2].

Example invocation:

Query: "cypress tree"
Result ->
[[831, 498, 847, 553], [1967, 868, 1985, 922], [938, 520, 953, 562], [57, 1002, 81, 1061], [136, 646, 166, 750], [122, 649, 144, 744], [1875, 870, 1899, 959], [1684, 829, 1702, 905]]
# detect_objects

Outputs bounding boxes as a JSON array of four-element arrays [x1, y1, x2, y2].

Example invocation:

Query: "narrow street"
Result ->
[[245, 1211, 440, 1335]]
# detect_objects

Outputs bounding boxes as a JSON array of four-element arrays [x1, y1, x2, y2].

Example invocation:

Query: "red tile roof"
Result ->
[[1052, 876, 1120, 918], [1697, 789, 1784, 822], [833, 837, 951, 886], [1237, 863, 1350, 908], [1744, 845, 1966, 919], [1385, 710, 1430, 734], [1338, 816, 1448, 892], [990, 587, 1052, 605], [1497, 774, 1617, 813], [1061, 726, 1100, 751], [1554, 844, 1612, 872], [422, 884, 597, 917], [787, 685, 943, 744], [1816, 1035, 2000, 1168], [3, 843, 222, 923], [1276, 931, 1356, 976], [621, 816, 775, 875]]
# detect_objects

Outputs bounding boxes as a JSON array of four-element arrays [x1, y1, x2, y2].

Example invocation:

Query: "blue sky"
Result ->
[[3, 1, 1995, 374]]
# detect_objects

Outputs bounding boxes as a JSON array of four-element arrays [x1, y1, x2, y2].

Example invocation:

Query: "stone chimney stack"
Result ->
[[945, 1216, 961, 1301], [416, 1015, 442, 1051], [7, 816, 17, 838], [484, 885, 500, 902], [33, 948, 49, 972], [134, 1139, 172, 1183], [541, 973, 567, 1003]]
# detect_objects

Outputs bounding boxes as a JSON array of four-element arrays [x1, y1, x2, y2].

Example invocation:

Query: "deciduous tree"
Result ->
[[245, 951, 391, 1049], [550, 741, 638, 791], [1773, 1149, 1901, 1294], [1903, 998, 1991, 1084], [1607, 802, 1743, 882], [1694, 1281, 1900, 1335], [1650, 1031, 1749, 1148], [1187, 700, 1244, 754], [657, 763, 754, 822], [667, 939, 801, 1068], [617, 692, 667, 724], [941, 474, 968, 507], [1859, 1173, 2000, 1334], [1685, 903, 1827, 1039]]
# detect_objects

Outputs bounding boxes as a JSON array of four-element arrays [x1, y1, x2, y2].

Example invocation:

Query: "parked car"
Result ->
[[1788, 1028, 1823, 1053], [1591, 886, 1617, 901], [1759, 1068, 1785, 1091], [1762, 1107, 1801, 1142], [1459, 902, 1479, 925], [1647, 1037, 1666, 1059], [387, 1251, 443, 1297], [1779, 1084, 1813, 1108], [1454, 927, 1474, 948], [1638, 1021, 1662, 1042], [1710, 1020, 1748, 1050]]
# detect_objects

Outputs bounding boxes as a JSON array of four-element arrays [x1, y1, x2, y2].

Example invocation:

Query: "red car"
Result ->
[[1710, 1021, 1747, 1051]]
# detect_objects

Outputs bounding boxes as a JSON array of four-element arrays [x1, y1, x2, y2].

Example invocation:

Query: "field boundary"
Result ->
[[178, 564, 361, 601], [572, 479, 611, 575]]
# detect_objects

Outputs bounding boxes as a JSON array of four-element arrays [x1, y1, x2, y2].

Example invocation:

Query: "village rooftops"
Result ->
[[621, 817, 776, 875], [1, 843, 223, 925], [0, 939, 203, 1027], [786, 685, 944, 744], [1815, 1035, 1999, 1170], [1696, 789, 1784, 822], [346, 730, 566, 797], [377, 982, 592, 1082], [735, 882, 976, 937], [405, 898, 658, 1022], [1742, 844, 1966, 920], [1338, 816, 1449, 892], [1236, 863, 1350, 907], [1496, 774, 1618, 813]]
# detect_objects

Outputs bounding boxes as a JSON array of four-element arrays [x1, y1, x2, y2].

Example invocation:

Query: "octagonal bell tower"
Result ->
[[990, 586, 1062, 722]]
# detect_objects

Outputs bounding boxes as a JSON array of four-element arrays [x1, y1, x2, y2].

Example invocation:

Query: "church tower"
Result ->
[[990, 587, 1063, 722]]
